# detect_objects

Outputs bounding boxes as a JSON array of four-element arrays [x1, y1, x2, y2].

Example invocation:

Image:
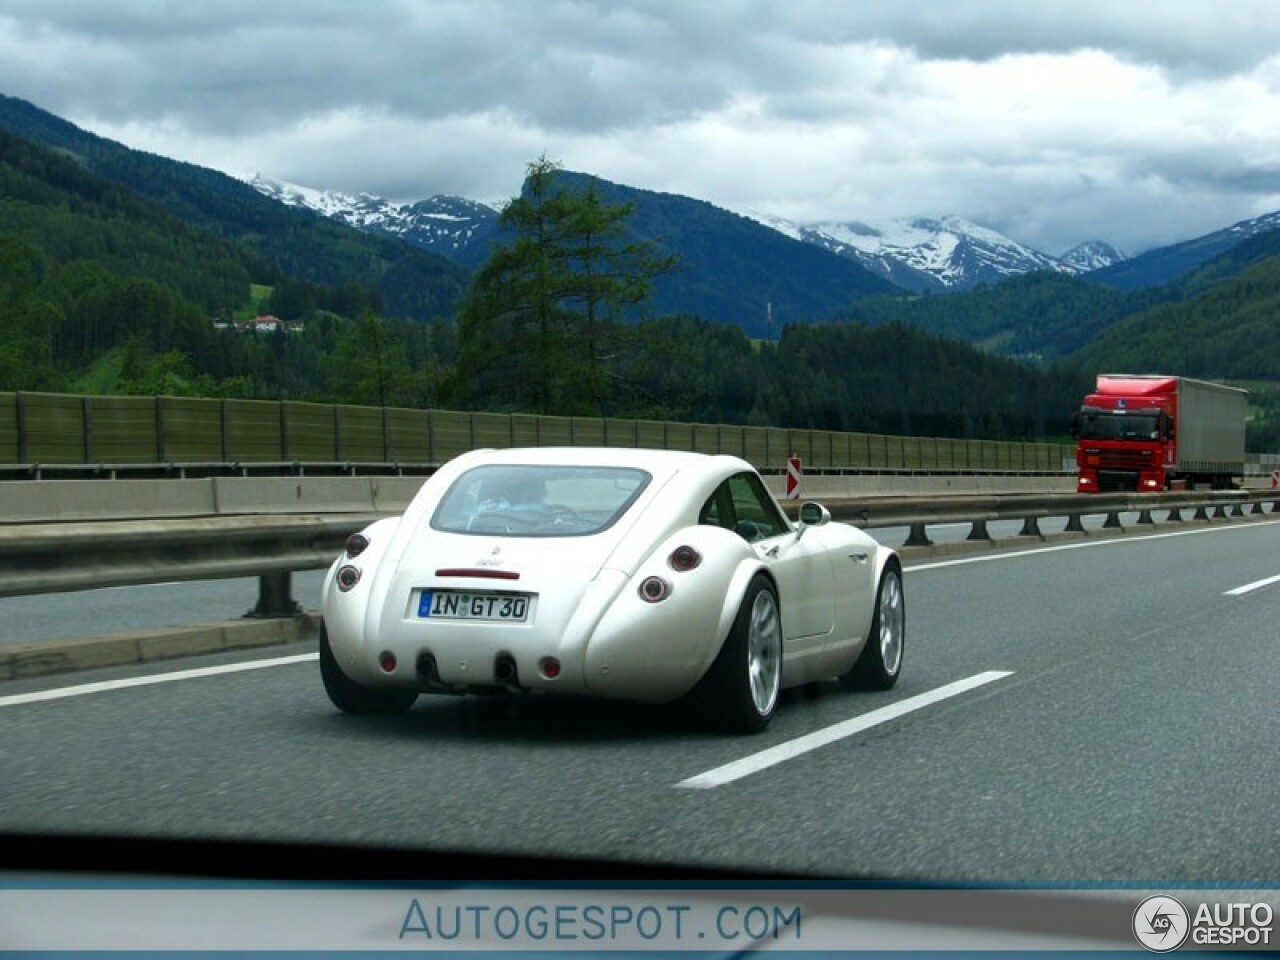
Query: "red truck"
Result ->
[[1071, 375, 1247, 492]]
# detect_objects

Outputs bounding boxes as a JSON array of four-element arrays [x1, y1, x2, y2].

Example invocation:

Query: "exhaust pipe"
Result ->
[[494, 654, 519, 687], [417, 651, 439, 685]]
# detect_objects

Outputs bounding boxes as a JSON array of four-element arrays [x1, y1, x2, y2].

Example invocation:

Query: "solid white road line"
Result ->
[[676, 670, 1014, 789], [1225, 573, 1280, 596], [0, 653, 318, 708]]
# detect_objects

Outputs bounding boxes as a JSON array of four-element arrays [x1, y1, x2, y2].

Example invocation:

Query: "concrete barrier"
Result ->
[[0, 476, 425, 523], [0, 474, 1074, 523], [762, 473, 1075, 500], [0, 478, 218, 523], [372, 476, 428, 512], [212, 476, 380, 515]]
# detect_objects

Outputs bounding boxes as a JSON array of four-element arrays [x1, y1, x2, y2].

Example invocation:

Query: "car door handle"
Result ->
[[848, 552, 868, 564]]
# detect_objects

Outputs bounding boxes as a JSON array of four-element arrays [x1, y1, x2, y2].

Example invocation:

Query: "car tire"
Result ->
[[701, 574, 782, 734], [841, 560, 904, 691], [319, 622, 418, 715]]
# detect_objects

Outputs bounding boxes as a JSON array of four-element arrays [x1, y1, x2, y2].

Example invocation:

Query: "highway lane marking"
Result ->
[[907, 518, 1280, 572], [0, 653, 318, 707], [1225, 573, 1280, 596], [676, 670, 1014, 789]]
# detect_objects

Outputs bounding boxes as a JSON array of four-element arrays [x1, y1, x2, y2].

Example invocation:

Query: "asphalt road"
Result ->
[[3, 518, 1278, 883]]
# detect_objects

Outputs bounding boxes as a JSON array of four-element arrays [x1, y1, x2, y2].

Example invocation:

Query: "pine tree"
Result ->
[[450, 155, 675, 414]]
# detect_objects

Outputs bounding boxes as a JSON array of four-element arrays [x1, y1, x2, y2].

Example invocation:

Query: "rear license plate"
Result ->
[[418, 590, 530, 622]]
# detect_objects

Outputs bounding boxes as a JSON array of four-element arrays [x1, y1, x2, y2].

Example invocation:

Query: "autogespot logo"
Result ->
[[1133, 895, 1190, 952]]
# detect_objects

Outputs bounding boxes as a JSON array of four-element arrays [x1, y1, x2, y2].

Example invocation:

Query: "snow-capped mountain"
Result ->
[[250, 172, 1128, 294], [749, 213, 1124, 292], [1059, 240, 1127, 273], [249, 175, 501, 264]]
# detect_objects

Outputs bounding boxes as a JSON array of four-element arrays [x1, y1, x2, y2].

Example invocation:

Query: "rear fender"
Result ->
[[715, 558, 774, 656], [321, 516, 402, 683]]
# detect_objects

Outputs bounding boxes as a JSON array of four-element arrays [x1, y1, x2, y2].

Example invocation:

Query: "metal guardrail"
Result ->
[[3, 491, 1277, 615], [812, 489, 1280, 547], [0, 514, 381, 614]]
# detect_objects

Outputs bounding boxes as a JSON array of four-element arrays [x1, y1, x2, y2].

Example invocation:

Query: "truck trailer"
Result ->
[[1071, 375, 1247, 492]]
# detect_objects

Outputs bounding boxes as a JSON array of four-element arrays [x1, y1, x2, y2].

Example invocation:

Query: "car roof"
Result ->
[[456, 447, 749, 474]]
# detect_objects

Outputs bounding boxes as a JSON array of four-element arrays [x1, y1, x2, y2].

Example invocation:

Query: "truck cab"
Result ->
[[1072, 393, 1174, 492], [1071, 375, 1245, 493]]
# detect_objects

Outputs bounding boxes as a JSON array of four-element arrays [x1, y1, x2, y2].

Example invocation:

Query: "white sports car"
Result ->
[[320, 447, 903, 733]]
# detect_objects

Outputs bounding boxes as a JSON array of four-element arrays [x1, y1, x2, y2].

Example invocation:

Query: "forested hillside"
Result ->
[[837, 272, 1126, 361], [0, 94, 468, 324], [1073, 255, 1280, 378], [832, 230, 1280, 369]]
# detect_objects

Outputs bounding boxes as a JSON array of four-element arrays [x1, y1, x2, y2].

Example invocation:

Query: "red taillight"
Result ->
[[345, 533, 369, 558], [539, 657, 561, 679], [668, 545, 701, 572], [639, 576, 669, 603], [378, 651, 397, 672], [336, 565, 361, 592]]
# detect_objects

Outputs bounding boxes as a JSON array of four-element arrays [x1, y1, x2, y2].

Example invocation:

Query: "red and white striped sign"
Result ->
[[785, 455, 802, 499]]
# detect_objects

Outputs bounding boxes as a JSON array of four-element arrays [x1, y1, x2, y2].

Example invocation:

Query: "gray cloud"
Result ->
[[1, 0, 1278, 254]]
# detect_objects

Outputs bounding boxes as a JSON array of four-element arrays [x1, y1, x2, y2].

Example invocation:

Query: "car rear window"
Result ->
[[430, 464, 652, 537]]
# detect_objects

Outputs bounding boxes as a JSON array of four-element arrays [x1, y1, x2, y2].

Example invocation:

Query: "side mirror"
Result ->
[[1068, 411, 1081, 439], [798, 502, 830, 528]]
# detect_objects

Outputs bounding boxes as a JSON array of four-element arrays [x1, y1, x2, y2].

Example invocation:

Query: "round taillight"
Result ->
[[539, 657, 561, 679], [378, 651, 397, 672], [669, 545, 701, 572], [639, 576, 669, 603], [344, 533, 369, 558], [336, 565, 361, 592]]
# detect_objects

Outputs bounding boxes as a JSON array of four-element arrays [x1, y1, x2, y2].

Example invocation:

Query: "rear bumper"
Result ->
[[323, 567, 724, 705]]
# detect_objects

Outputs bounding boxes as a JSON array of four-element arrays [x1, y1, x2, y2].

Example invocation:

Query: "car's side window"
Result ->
[[727, 473, 787, 540], [699, 485, 730, 527], [700, 473, 788, 543]]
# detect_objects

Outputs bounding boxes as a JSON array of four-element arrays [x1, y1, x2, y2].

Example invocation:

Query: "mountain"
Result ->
[[548, 172, 901, 336], [1059, 240, 1127, 273], [250, 175, 502, 268], [262, 167, 1133, 298], [0, 127, 260, 315], [1073, 251, 1280, 380], [252, 169, 902, 336], [745, 213, 1125, 293], [838, 223, 1280, 366], [1086, 209, 1280, 291], [0, 94, 469, 323]]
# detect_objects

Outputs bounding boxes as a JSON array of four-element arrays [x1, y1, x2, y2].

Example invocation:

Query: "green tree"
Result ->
[[0, 234, 61, 390], [451, 155, 675, 414]]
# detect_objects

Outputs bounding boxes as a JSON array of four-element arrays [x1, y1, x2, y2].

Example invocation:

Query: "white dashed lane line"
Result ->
[[676, 670, 1015, 789]]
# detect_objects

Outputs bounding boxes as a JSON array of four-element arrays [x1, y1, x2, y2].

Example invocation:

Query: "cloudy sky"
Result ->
[[1, 0, 1279, 256]]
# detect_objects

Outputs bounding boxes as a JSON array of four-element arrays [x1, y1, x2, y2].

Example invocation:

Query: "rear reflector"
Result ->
[[639, 576, 670, 602]]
